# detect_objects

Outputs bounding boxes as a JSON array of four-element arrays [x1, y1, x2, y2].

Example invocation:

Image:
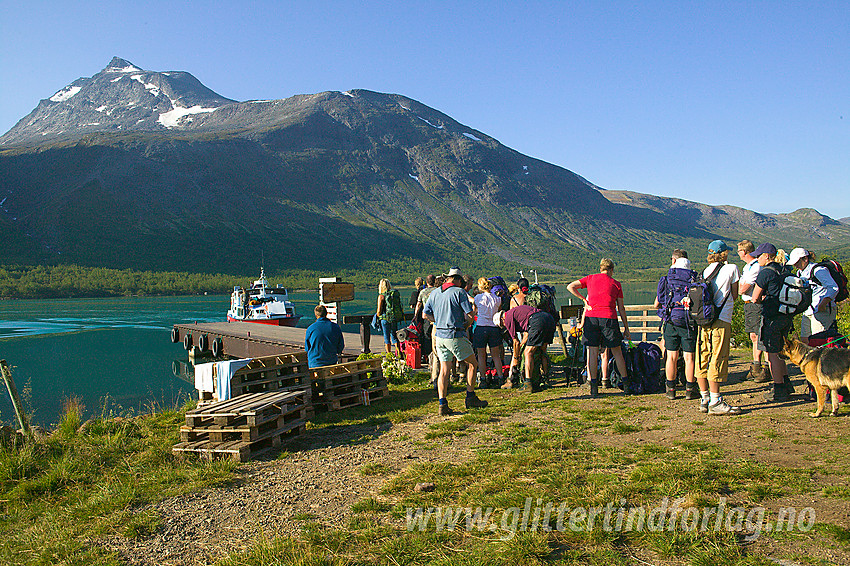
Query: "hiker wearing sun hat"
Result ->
[[789, 248, 840, 346], [694, 240, 742, 415]]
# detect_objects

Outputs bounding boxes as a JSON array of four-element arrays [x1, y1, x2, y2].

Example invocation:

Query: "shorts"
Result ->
[[526, 312, 556, 347], [743, 302, 762, 335], [663, 322, 697, 353], [581, 316, 622, 348], [758, 315, 793, 354], [697, 320, 732, 382], [801, 302, 837, 339], [435, 336, 475, 362], [473, 325, 502, 349], [381, 319, 399, 345]]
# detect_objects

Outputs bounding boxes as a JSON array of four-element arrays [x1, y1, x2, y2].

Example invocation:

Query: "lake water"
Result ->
[[0, 281, 657, 426]]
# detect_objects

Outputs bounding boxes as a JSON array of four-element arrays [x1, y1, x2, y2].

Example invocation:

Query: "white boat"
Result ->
[[227, 269, 301, 327]]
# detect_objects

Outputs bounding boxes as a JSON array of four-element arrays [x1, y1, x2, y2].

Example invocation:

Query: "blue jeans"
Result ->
[[381, 319, 399, 345]]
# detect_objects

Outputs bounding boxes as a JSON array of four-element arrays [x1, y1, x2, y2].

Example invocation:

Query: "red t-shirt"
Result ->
[[578, 272, 622, 319]]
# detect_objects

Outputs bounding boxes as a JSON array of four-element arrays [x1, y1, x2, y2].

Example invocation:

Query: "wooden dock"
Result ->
[[171, 321, 391, 360]]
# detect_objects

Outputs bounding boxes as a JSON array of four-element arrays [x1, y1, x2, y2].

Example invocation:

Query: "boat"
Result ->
[[227, 269, 302, 326]]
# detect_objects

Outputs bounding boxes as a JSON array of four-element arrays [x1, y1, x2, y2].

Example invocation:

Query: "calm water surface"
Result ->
[[0, 281, 657, 426]]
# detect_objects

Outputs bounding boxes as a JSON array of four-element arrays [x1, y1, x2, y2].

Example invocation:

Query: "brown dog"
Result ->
[[782, 337, 850, 417]]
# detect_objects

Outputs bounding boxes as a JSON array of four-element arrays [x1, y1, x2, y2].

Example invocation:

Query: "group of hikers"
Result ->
[[306, 239, 845, 418]]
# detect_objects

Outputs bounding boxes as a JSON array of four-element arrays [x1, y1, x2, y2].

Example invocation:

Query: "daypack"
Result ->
[[608, 342, 664, 394], [383, 289, 405, 323], [526, 284, 559, 320], [811, 260, 849, 303], [656, 267, 698, 327], [777, 274, 812, 316], [688, 264, 728, 327], [488, 276, 512, 312]]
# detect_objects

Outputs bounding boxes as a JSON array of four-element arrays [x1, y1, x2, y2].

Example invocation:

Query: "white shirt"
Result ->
[[474, 291, 500, 327], [739, 259, 761, 302], [703, 262, 739, 324]]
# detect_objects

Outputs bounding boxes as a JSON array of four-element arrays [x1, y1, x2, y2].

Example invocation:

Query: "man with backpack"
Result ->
[[653, 249, 699, 401], [493, 304, 556, 393], [789, 248, 842, 346], [750, 243, 795, 402], [694, 241, 741, 415], [423, 267, 488, 416]]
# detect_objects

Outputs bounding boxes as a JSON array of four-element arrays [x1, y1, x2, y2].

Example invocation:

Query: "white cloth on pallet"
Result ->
[[194, 362, 215, 393], [215, 358, 251, 401]]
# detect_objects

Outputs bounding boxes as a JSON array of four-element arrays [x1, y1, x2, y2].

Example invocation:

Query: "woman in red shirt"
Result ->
[[567, 258, 631, 397]]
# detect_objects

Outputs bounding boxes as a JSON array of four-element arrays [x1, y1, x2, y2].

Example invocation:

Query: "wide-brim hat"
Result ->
[[492, 311, 503, 327]]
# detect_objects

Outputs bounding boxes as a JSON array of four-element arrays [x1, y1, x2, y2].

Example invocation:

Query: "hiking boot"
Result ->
[[622, 378, 631, 395], [438, 404, 455, 417], [708, 399, 742, 415], [602, 378, 612, 389], [783, 375, 794, 394], [590, 380, 599, 398], [746, 362, 759, 381], [753, 364, 771, 383], [764, 382, 791, 402], [699, 397, 710, 413], [665, 385, 676, 400], [465, 394, 489, 409], [501, 378, 516, 389], [684, 383, 700, 400]]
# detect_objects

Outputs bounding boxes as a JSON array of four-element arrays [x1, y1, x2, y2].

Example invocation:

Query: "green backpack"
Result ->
[[383, 289, 405, 323]]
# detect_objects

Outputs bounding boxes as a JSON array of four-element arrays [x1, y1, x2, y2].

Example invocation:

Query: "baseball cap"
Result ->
[[788, 248, 809, 265], [753, 243, 777, 257], [708, 240, 730, 253]]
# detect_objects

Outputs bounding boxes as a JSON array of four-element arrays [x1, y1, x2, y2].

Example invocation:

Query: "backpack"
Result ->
[[383, 289, 405, 323], [811, 260, 849, 303], [488, 276, 512, 312], [688, 264, 728, 327], [777, 274, 812, 316], [656, 267, 698, 327], [608, 342, 664, 394], [526, 284, 559, 320]]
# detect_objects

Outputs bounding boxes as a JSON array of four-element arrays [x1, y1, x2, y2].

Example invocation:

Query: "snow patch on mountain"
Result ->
[[50, 86, 81, 102], [131, 75, 161, 97], [418, 116, 443, 129], [463, 132, 481, 141], [157, 105, 218, 128]]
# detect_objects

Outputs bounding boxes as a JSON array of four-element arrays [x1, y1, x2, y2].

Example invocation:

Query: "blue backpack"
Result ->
[[656, 267, 698, 327], [688, 264, 727, 327], [488, 276, 512, 312]]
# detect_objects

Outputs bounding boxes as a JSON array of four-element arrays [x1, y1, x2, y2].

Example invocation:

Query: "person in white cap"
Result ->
[[423, 267, 488, 415], [789, 248, 840, 345]]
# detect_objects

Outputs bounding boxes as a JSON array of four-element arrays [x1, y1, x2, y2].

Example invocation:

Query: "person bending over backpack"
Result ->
[[653, 249, 699, 401], [567, 258, 631, 398]]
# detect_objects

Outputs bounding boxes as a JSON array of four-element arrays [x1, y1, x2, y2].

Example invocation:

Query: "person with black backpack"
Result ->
[[751, 243, 795, 402], [694, 241, 742, 415], [653, 249, 699, 401], [789, 248, 842, 346]]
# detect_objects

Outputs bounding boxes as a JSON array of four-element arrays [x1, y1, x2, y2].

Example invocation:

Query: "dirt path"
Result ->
[[101, 352, 850, 565]]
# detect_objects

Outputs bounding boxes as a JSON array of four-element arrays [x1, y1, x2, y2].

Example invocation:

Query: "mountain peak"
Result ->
[[104, 57, 143, 73]]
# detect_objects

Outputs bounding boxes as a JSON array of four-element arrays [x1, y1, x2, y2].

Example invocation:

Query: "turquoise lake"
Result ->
[[0, 281, 658, 426]]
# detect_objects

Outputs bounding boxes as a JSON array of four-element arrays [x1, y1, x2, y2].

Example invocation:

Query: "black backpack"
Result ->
[[811, 260, 849, 303]]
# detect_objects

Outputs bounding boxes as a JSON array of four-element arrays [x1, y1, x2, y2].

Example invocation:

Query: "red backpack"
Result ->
[[811, 260, 848, 303]]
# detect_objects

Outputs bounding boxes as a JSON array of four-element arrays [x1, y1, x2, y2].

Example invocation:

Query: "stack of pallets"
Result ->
[[197, 352, 312, 406], [310, 358, 389, 412], [173, 390, 308, 461]]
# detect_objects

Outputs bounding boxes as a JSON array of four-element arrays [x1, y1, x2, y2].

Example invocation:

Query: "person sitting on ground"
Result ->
[[567, 258, 631, 398], [653, 249, 700, 401], [750, 243, 794, 402], [473, 277, 504, 388], [304, 305, 344, 369], [789, 248, 840, 346], [694, 241, 741, 415], [423, 267, 488, 415], [737, 239, 769, 382], [494, 304, 555, 392]]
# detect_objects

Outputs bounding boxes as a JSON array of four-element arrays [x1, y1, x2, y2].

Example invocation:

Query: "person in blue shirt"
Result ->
[[789, 248, 840, 345], [305, 304, 344, 368]]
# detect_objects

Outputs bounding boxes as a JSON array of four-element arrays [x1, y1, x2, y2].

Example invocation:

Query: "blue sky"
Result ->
[[1, 1, 848, 218]]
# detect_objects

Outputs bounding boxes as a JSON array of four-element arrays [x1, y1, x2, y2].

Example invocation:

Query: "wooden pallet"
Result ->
[[173, 424, 306, 462], [230, 352, 311, 398], [310, 358, 389, 412], [174, 390, 308, 461]]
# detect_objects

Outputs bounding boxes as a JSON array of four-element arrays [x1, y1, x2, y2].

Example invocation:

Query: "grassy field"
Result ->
[[2, 352, 850, 565]]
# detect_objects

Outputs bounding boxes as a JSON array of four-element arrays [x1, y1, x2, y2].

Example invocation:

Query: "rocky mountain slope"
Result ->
[[1, 58, 847, 274]]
